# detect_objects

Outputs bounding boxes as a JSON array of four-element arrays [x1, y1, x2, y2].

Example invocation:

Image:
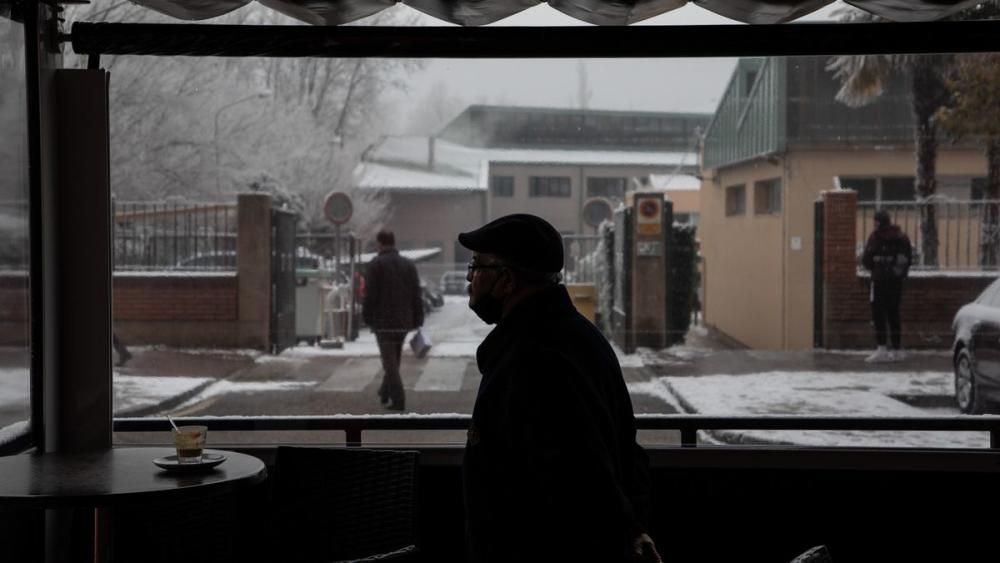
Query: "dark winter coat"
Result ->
[[362, 248, 424, 334], [462, 285, 651, 563], [862, 224, 913, 284]]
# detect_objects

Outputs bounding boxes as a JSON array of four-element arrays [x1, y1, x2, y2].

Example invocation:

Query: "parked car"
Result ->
[[439, 270, 467, 295], [422, 279, 444, 309], [952, 277, 1000, 413]]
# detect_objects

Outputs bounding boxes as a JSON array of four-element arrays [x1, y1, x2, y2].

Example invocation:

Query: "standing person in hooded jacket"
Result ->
[[459, 213, 661, 563], [862, 209, 913, 362], [362, 230, 424, 410]]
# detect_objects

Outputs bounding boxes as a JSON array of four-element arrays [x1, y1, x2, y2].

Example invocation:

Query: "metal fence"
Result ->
[[113, 201, 237, 271], [857, 200, 1000, 271], [562, 234, 603, 284]]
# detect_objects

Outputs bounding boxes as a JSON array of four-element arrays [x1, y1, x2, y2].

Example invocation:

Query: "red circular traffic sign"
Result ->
[[323, 191, 353, 225], [582, 198, 614, 228], [638, 199, 659, 218]]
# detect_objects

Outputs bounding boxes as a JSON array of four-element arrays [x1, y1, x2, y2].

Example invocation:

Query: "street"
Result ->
[[1, 297, 970, 448]]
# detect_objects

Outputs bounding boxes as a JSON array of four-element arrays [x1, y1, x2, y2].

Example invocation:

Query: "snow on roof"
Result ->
[[354, 162, 482, 192], [647, 173, 701, 191], [356, 136, 698, 192]]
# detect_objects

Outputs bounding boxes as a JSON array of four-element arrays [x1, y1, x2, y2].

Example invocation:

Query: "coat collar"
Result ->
[[476, 284, 574, 372]]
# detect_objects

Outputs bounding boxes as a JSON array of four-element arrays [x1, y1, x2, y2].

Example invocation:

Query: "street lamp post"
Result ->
[[214, 93, 267, 195]]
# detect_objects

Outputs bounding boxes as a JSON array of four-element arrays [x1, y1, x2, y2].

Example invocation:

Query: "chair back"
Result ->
[[272, 446, 419, 563]]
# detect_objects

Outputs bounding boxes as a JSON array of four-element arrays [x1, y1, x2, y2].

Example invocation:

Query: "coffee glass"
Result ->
[[173, 425, 207, 464]]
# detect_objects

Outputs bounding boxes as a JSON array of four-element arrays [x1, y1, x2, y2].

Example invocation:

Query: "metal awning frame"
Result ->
[[67, 19, 1000, 60]]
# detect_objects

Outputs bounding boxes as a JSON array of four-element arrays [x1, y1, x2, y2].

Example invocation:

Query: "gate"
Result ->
[[612, 207, 633, 353], [295, 231, 362, 342], [270, 209, 297, 353]]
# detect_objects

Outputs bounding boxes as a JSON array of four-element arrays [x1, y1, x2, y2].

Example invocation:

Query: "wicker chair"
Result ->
[[789, 545, 833, 563], [271, 446, 420, 563]]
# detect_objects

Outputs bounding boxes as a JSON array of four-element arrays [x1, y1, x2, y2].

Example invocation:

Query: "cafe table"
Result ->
[[0, 447, 267, 562]]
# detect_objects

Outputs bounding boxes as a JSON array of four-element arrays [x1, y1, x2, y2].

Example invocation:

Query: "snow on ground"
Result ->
[[633, 370, 988, 448], [114, 373, 212, 414]]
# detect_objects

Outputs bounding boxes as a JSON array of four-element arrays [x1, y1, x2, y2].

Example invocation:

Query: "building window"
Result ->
[[838, 176, 915, 204], [881, 177, 915, 202], [529, 176, 571, 198], [586, 177, 627, 199], [725, 184, 746, 216], [491, 176, 514, 197], [754, 178, 782, 215]]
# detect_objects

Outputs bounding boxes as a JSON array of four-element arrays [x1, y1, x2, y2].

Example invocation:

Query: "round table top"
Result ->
[[0, 447, 267, 508]]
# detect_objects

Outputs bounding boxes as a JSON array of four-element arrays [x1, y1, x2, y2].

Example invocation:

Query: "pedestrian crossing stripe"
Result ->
[[317, 357, 473, 392]]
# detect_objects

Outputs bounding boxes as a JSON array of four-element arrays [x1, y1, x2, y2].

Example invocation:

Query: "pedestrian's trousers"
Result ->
[[871, 279, 903, 349], [375, 331, 406, 406]]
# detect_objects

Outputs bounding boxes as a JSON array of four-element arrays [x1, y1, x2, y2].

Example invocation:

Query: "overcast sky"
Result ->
[[382, 2, 848, 132]]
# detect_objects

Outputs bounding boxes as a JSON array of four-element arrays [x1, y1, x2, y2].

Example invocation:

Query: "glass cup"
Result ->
[[173, 425, 207, 464]]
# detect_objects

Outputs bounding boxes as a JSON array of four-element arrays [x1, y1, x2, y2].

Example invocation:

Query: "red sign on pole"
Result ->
[[323, 191, 353, 225]]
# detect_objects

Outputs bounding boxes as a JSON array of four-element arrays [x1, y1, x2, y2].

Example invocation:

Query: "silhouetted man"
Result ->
[[459, 213, 661, 563], [862, 209, 912, 362], [363, 230, 424, 411]]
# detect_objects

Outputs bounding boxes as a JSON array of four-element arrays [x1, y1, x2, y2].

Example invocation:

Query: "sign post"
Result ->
[[321, 192, 353, 348], [323, 191, 354, 274]]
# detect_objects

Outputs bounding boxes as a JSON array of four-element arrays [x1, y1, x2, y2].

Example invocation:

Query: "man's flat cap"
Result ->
[[458, 214, 564, 273]]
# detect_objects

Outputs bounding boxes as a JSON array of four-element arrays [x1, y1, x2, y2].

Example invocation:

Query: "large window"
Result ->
[[57, 0, 1000, 451], [839, 176, 915, 203], [529, 176, 572, 198], [0, 15, 31, 450]]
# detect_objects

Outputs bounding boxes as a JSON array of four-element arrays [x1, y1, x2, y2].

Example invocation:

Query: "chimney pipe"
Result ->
[[428, 137, 436, 171]]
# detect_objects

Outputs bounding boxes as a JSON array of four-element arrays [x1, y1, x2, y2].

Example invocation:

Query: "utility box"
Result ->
[[566, 283, 597, 324]]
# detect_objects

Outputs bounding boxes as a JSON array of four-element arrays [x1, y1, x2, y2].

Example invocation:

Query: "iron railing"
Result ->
[[562, 234, 603, 284], [114, 414, 1000, 449], [857, 200, 1000, 271], [113, 201, 237, 271]]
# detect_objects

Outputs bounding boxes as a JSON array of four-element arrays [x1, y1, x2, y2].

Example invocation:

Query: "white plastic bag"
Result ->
[[410, 329, 432, 358]]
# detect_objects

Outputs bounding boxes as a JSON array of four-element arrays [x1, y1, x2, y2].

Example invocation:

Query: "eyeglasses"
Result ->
[[466, 262, 506, 281]]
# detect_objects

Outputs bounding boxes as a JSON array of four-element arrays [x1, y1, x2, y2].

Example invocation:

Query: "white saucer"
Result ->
[[153, 451, 227, 473]]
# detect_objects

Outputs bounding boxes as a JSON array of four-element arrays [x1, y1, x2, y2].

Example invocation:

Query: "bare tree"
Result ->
[[64, 2, 423, 238]]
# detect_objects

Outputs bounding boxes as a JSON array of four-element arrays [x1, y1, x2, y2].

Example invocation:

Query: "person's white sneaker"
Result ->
[[865, 346, 891, 363], [890, 349, 906, 362]]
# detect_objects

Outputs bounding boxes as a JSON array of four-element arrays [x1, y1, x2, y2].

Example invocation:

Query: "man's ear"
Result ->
[[498, 268, 517, 295]]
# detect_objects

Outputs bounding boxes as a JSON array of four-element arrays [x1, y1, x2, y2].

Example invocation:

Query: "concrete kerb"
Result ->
[[115, 378, 217, 418]]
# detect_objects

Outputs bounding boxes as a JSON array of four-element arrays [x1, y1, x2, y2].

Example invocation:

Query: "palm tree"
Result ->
[[827, 3, 1000, 268], [826, 10, 951, 267]]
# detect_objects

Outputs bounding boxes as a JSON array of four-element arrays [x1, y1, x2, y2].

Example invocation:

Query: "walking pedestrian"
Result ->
[[459, 213, 661, 563], [362, 230, 424, 411], [862, 209, 913, 362]]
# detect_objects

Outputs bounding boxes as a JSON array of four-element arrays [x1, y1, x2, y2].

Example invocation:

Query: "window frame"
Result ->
[[490, 175, 515, 198], [725, 184, 746, 217], [529, 176, 572, 198], [754, 178, 782, 215]]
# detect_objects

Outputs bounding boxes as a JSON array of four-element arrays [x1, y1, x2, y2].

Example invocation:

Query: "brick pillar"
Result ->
[[237, 193, 272, 349], [821, 190, 868, 348]]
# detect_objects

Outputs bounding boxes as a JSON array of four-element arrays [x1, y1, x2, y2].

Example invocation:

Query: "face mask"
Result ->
[[469, 275, 504, 325]]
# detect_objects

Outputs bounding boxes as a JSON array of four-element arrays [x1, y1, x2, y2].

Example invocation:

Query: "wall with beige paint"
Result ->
[[701, 147, 988, 350]]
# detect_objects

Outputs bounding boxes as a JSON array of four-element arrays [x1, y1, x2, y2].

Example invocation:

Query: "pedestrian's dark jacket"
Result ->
[[862, 224, 913, 284], [362, 248, 424, 333], [463, 284, 651, 563]]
